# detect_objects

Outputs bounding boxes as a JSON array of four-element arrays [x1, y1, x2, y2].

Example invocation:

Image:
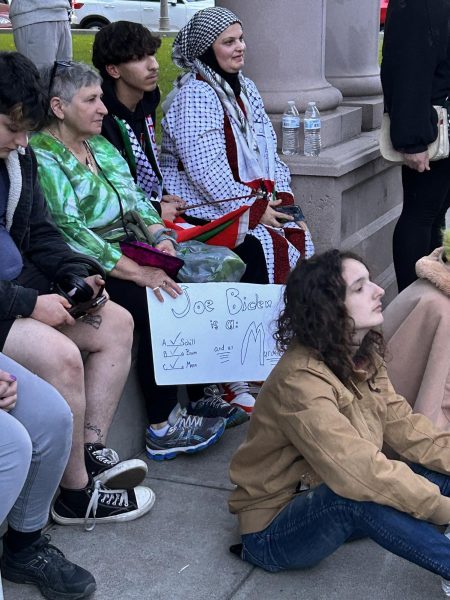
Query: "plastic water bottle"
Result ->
[[282, 101, 301, 156], [304, 101, 321, 157]]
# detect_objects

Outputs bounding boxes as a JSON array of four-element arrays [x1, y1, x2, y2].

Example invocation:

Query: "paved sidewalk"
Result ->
[[2, 423, 447, 600]]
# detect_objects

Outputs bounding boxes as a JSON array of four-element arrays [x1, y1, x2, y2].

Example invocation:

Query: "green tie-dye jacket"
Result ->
[[30, 132, 163, 272]]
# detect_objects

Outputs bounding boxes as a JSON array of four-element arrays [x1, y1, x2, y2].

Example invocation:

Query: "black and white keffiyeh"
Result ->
[[166, 7, 268, 182], [172, 7, 241, 70]]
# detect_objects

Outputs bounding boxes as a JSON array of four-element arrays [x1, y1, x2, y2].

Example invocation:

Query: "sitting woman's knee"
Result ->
[[0, 414, 32, 476], [99, 301, 134, 349], [51, 338, 84, 390]]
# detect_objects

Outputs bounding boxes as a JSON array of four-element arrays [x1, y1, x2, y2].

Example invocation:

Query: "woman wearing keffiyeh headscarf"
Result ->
[[160, 7, 314, 287]]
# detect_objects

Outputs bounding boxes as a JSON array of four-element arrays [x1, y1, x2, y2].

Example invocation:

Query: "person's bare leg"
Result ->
[[3, 320, 89, 489], [60, 301, 134, 445]]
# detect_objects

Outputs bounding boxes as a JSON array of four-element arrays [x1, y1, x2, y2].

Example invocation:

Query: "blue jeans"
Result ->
[[0, 353, 73, 531], [241, 464, 450, 577]]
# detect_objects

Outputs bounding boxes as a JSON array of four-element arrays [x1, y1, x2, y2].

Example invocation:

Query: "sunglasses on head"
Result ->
[[48, 60, 73, 96]]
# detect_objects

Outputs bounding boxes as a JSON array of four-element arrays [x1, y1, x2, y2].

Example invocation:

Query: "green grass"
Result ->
[[0, 32, 181, 140]]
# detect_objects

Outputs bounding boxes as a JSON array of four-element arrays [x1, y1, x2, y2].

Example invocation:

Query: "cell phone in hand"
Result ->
[[69, 294, 108, 319], [276, 205, 305, 222]]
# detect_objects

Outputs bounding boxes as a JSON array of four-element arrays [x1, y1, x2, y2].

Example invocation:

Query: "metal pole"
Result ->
[[159, 0, 170, 31]]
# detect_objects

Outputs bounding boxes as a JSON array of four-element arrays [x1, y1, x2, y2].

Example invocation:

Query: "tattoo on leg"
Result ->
[[82, 314, 102, 330], [85, 422, 104, 443]]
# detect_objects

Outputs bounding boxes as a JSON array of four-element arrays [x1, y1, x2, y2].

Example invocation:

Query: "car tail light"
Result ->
[[72, 2, 84, 8]]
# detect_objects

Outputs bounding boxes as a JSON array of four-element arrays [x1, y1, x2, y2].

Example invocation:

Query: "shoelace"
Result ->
[[173, 408, 203, 430], [84, 480, 129, 532], [201, 386, 229, 410], [91, 446, 120, 467], [225, 381, 251, 394], [31, 535, 67, 565]]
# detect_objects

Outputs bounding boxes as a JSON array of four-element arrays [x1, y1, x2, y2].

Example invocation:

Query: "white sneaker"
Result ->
[[221, 382, 256, 414], [442, 579, 450, 596]]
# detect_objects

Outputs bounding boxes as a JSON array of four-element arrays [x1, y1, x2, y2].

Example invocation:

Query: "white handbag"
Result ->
[[379, 105, 449, 163]]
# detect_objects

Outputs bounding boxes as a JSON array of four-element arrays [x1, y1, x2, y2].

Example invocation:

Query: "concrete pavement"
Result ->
[[2, 422, 447, 600]]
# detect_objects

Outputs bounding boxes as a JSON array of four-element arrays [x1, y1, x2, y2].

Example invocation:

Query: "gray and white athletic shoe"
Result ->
[[145, 405, 225, 461]]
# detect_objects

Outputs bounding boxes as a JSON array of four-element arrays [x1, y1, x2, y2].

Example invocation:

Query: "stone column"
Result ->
[[216, 0, 342, 113], [325, 0, 383, 130], [217, 0, 401, 301]]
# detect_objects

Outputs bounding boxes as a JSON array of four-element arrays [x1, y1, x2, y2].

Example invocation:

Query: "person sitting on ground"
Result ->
[[383, 228, 450, 430], [0, 353, 96, 599], [229, 249, 450, 597], [0, 51, 153, 529], [29, 60, 237, 460], [92, 20, 186, 224]]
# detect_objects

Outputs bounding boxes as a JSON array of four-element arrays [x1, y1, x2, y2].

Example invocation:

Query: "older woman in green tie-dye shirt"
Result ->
[[30, 61, 227, 461]]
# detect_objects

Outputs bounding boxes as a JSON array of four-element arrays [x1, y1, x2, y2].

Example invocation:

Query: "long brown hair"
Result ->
[[275, 250, 384, 384]]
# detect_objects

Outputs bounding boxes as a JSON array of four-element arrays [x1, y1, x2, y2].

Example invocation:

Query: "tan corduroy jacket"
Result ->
[[229, 343, 450, 535]]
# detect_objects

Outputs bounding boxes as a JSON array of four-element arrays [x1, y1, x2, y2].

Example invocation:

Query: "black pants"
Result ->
[[393, 158, 450, 292], [106, 278, 178, 424], [184, 215, 269, 284]]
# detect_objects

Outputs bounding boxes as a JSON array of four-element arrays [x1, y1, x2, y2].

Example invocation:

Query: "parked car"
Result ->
[[380, 0, 388, 27], [72, 0, 214, 31], [0, 0, 11, 30]]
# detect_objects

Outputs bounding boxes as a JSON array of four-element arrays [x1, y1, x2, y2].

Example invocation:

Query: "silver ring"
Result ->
[[152, 286, 160, 292], [162, 281, 168, 286]]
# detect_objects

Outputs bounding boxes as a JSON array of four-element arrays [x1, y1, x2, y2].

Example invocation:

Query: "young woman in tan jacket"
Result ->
[[229, 249, 450, 596]]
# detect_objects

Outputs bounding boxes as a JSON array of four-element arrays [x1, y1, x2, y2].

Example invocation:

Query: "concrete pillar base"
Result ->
[[271, 106, 363, 153], [283, 133, 401, 303], [341, 95, 384, 131]]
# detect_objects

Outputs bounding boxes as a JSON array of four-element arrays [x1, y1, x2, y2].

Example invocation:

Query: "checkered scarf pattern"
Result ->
[[168, 7, 272, 187], [172, 7, 241, 70], [118, 117, 163, 200]]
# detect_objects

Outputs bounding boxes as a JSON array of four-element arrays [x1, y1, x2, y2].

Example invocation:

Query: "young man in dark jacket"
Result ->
[[0, 52, 154, 598], [92, 20, 186, 223]]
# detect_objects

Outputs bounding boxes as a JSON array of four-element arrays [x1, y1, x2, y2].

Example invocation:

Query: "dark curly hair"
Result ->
[[92, 21, 162, 81], [0, 52, 46, 129], [275, 249, 384, 384]]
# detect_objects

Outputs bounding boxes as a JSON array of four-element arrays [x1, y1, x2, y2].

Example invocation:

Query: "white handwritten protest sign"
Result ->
[[147, 283, 284, 385]]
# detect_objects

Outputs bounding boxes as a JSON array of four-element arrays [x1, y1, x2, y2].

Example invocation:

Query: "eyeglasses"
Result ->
[[48, 60, 73, 96]]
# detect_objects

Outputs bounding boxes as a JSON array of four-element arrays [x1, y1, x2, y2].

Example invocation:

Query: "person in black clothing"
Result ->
[[92, 20, 186, 223], [381, 0, 450, 292]]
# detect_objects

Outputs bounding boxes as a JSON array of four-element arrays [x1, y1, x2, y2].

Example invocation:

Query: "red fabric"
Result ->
[[248, 198, 269, 229], [164, 205, 250, 248], [284, 227, 306, 257], [267, 228, 291, 284], [224, 112, 240, 183], [276, 191, 295, 206]]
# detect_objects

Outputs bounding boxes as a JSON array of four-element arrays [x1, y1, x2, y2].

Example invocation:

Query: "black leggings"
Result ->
[[105, 278, 178, 424], [393, 158, 450, 292]]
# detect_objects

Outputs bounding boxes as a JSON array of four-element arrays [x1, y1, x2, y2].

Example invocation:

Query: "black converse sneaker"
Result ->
[[1, 534, 96, 599], [188, 385, 249, 428], [84, 443, 147, 488], [52, 479, 156, 531]]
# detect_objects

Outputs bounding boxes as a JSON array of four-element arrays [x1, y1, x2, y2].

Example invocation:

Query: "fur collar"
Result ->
[[5, 150, 22, 232], [415, 247, 450, 297]]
